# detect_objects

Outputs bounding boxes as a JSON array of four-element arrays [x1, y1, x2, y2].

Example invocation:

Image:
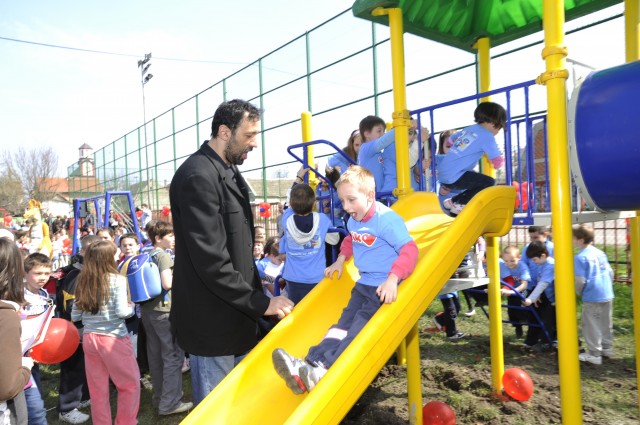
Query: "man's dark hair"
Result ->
[[359, 115, 386, 139], [526, 240, 549, 259], [289, 184, 316, 216], [211, 99, 262, 138], [474, 102, 507, 130]]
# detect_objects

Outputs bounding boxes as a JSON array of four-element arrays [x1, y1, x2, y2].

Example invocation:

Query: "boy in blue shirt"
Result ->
[[356, 115, 395, 199], [280, 183, 340, 304], [499, 246, 531, 339], [573, 224, 614, 365], [272, 165, 418, 393], [437, 102, 506, 215], [522, 241, 556, 348]]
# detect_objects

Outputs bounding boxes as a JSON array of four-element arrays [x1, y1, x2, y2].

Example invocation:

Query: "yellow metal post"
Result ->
[[371, 6, 419, 424], [300, 111, 318, 190], [624, 0, 640, 416], [474, 36, 505, 395], [538, 1, 582, 423]]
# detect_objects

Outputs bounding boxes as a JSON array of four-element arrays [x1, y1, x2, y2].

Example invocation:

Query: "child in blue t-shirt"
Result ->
[[573, 224, 614, 365], [499, 246, 531, 339], [437, 102, 506, 215], [272, 165, 418, 394], [256, 237, 285, 298], [280, 183, 339, 305], [522, 241, 556, 348], [356, 115, 396, 199]]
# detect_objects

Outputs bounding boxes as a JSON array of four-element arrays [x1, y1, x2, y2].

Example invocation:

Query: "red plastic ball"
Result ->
[[423, 401, 456, 425], [30, 318, 80, 364], [503, 368, 534, 401]]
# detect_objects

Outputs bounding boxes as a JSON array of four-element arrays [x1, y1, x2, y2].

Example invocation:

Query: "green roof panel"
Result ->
[[352, 0, 622, 53]]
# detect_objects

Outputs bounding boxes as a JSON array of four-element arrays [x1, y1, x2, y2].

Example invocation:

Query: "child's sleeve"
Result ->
[[390, 240, 418, 280], [114, 275, 134, 319], [371, 129, 396, 153], [339, 234, 353, 260], [527, 281, 548, 303], [518, 262, 531, 283], [484, 135, 504, 168], [573, 255, 587, 295]]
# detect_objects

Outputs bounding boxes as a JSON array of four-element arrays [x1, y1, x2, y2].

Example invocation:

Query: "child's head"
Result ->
[[119, 233, 140, 257], [336, 165, 375, 222], [254, 225, 266, 243], [96, 227, 115, 242], [344, 129, 362, 161], [80, 235, 99, 256], [0, 238, 25, 304], [528, 225, 549, 242], [253, 240, 264, 259], [474, 102, 507, 135], [289, 184, 316, 216], [438, 130, 456, 154], [148, 221, 175, 250], [15, 230, 29, 243], [525, 240, 549, 265], [264, 236, 284, 265], [23, 253, 52, 294], [572, 224, 594, 247], [359, 115, 386, 142], [501, 246, 521, 269]]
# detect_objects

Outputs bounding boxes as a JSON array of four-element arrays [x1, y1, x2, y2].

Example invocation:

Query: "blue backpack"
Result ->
[[119, 252, 163, 303]]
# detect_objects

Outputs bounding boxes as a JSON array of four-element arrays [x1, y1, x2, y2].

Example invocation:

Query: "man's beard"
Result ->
[[225, 134, 250, 165]]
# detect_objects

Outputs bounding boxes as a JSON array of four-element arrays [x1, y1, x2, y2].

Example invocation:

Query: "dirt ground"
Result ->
[[340, 314, 638, 425]]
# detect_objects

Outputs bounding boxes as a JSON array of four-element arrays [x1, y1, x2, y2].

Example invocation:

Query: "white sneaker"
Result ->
[[272, 348, 308, 394], [579, 352, 602, 365], [601, 348, 614, 358], [299, 363, 327, 392], [77, 400, 91, 409], [464, 309, 476, 317], [59, 409, 90, 424], [443, 198, 465, 214]]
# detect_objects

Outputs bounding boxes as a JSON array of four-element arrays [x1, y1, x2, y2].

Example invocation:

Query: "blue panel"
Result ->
[[574, 60, 640, 211]]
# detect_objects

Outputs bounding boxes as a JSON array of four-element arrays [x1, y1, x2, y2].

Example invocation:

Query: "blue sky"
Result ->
[[0, 1, 626, 177], [0, 1, 352, 174]]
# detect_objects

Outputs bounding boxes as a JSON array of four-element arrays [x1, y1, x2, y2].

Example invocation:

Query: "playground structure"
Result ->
[[65, 1, 639, 424], [71, 191, 141, 254]]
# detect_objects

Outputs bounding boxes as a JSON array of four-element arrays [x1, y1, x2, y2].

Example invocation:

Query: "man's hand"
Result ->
[[265, 296, 295, 319]]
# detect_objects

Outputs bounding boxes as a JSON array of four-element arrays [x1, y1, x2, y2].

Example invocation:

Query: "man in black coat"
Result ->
[[169, 99, 294, 405]]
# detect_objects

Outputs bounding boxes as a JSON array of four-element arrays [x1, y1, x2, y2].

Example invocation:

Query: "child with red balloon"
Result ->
[[71, 241, 140, 424], [22, 253, 54, 425], [0, 238, 33, 424]]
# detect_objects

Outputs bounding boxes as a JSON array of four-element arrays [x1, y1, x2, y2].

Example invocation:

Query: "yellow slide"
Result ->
[[182, 186, 515, 425]]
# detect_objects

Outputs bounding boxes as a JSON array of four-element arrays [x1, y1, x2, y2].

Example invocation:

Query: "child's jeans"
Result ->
[[437, 296, 461, 337], [582, 300, 613, 356], [524, 293, 557, 346], [444, 171, 495, 205], [83, 333, 140, 425], [306, 284, 380, 369], [24, 384, 46, 425]]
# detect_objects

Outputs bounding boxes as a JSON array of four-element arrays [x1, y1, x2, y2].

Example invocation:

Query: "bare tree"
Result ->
[[0, 174, 25, 214], [1, 146, 60, 202]]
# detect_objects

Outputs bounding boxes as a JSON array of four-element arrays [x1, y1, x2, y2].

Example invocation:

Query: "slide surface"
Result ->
[[182, 187, 515, 425]]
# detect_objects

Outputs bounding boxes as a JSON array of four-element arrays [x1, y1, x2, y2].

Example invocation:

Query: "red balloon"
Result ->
[[423, 401, 456, 425], [30, 318, 80, 364], [161, 206, 171, 217], [503, 275, 515, 290], [503, 368, 534, 401]]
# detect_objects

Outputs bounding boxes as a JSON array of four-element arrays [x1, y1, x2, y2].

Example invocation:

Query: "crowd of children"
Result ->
[[0, 101, 624, 424]]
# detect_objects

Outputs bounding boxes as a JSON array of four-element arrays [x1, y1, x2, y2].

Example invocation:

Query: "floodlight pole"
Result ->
[[138, 53, 153, 210]]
